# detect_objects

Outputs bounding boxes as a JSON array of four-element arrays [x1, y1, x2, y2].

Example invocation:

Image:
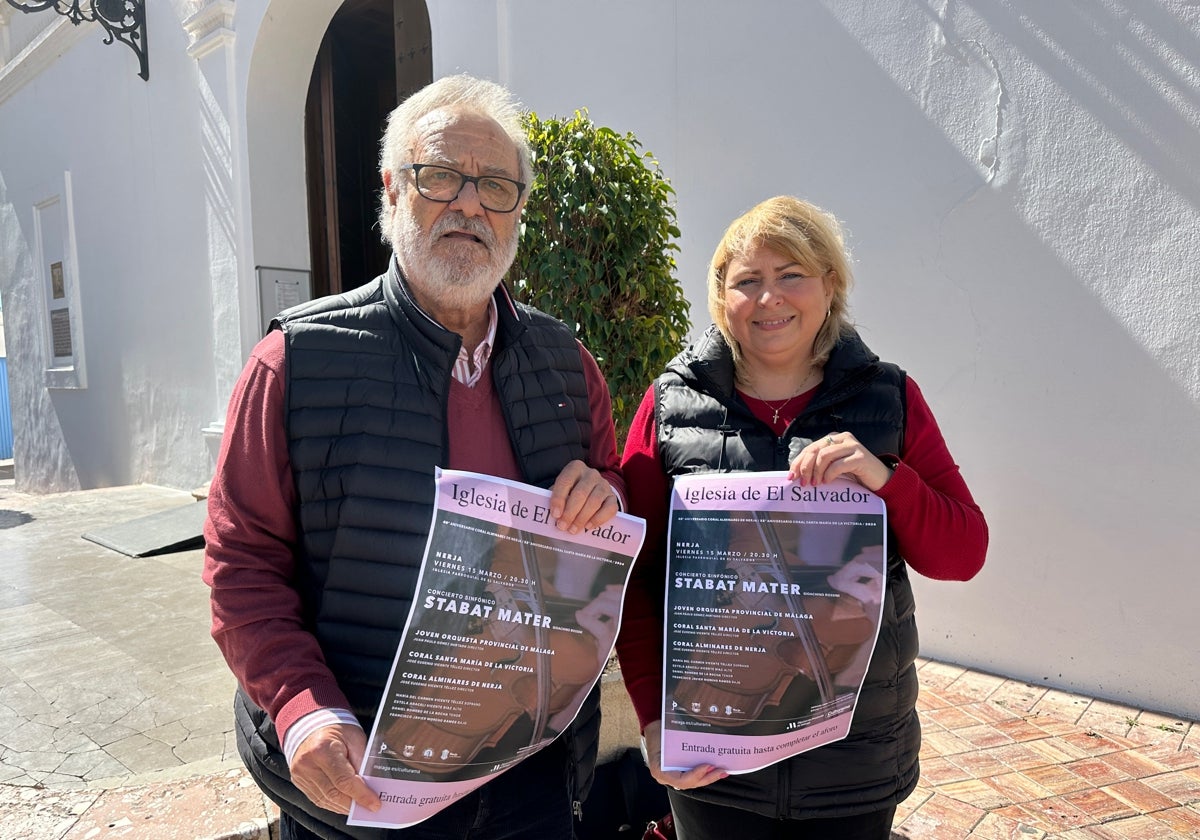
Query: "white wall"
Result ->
[[432, 0, 1200, 718], [0, 3, 221, 490], [240, 0, 342, 297], [814, 0, 1200, 718]]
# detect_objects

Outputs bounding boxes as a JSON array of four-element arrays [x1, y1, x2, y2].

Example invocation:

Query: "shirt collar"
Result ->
[[453, 299, 498, 387]]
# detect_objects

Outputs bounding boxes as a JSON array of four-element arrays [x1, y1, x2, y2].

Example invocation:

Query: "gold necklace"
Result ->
[[751, 392, 797, 425], [742, 368, 819, 425]]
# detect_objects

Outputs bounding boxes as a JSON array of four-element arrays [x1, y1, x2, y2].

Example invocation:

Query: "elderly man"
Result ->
[[203, 75, 625, 840]]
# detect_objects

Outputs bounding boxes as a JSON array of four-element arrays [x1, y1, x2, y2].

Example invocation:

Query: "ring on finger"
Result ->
[[826, 435, 836, 446]]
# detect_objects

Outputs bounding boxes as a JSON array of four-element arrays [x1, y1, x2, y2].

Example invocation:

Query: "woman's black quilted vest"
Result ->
[[233, 263, 601, 838], [655, 325, 922, 819]]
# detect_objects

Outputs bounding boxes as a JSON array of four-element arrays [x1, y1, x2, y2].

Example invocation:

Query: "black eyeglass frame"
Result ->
[[399, 163, 527, 213]]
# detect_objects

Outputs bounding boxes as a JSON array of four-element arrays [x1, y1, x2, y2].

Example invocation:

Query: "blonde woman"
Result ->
[[616, 196, 988, 840]]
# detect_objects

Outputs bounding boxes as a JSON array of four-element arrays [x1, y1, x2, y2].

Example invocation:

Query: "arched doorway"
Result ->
[[304, 0, 432, 297]]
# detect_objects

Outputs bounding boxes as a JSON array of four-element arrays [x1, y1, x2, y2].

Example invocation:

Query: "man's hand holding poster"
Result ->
[[661, 472, 886, 774], [350, 469, 645, 829]]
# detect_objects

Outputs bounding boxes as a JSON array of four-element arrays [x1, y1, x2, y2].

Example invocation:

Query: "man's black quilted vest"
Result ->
[[281, 270, 590, 713], [233, 263, 601, 839], [655, 325, 922, 820]]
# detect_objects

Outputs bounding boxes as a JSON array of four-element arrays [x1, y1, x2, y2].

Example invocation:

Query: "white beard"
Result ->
[[392, 208, 520, 313]]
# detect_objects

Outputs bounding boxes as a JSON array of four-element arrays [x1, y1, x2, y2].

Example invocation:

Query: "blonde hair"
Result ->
[[708, 196, 854, 366]]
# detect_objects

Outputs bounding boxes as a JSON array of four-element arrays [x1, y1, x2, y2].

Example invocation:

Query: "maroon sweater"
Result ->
[[203, 329, 625, 747]]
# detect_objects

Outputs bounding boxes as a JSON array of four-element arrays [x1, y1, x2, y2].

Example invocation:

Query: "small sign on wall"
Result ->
[[256, 266, 312, 335], [50, 309, 73, 358], [35, 173, 87, 389], [50, 261, 65, 299]]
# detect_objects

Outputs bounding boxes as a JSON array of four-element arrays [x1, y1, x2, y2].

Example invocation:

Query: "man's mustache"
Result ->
[[431, 213, 496, 249]]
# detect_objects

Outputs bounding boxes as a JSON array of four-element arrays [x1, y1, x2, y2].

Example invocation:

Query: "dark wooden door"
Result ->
[[305, 0, 432, 297]]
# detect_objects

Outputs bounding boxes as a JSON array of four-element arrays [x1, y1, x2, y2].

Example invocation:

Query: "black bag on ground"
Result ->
[[575, 747, 671, 840]]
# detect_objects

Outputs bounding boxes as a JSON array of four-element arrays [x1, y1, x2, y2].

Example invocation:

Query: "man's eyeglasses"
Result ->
[[400, 163, 525, 213]]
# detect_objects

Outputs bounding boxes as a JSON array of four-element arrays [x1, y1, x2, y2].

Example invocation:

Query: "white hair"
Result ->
[[378, 74, 532, 246]]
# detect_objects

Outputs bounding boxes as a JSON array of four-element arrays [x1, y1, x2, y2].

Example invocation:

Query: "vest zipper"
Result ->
[[775, 436, 791, 471], [777, 759, 790, 818]]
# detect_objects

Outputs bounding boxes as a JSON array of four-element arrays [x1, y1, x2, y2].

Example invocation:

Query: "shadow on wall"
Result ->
[[952, 0, 1200, 212], [0, 172, 80, 492], [870, 7, 1200, 713], [674, 2, 1200, 716]]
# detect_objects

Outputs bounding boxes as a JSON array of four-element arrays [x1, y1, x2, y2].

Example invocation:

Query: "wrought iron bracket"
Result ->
[[4, 1, 148, 80]]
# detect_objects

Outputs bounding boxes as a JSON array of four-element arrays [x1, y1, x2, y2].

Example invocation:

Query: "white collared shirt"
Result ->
[[452, 299, 498, 387]]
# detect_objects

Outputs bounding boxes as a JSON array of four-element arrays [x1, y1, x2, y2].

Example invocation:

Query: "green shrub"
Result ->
[[512, 109, 691, 442]]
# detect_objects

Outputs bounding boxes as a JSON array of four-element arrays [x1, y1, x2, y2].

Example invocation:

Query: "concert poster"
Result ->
[[661, 472, 887, 774], [349, 469, 645, 829]]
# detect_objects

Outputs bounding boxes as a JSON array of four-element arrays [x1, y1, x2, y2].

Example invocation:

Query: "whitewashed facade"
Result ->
[[1, 1, 1198, 718]]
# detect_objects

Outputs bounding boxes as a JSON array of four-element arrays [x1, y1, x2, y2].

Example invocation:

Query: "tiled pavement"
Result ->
[[0, 480, 266, 839], [0, 484, 240, 790], [1, 477, 1198, 838], [894, 660, 1200, 839]]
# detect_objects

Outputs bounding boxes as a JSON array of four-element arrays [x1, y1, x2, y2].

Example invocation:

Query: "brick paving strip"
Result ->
[[0, 767, 274, 840], [893, 659, 1200, 839]]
